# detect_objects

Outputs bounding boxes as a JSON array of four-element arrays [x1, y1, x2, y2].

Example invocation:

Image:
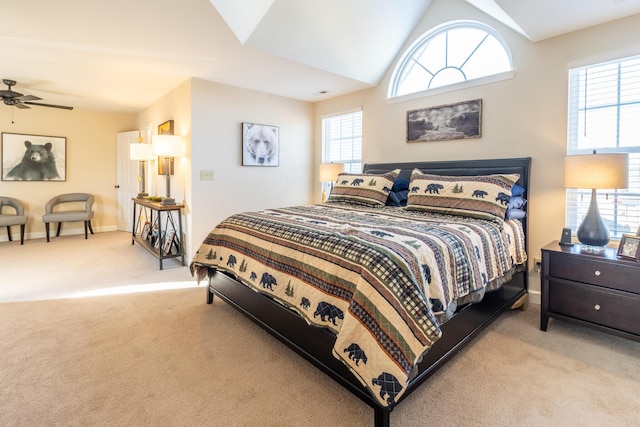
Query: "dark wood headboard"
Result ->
[[363, 157, 532, 248]]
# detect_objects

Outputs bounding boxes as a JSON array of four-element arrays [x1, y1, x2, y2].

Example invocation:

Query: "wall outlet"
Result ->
[[200, 170, 214, 181], [534, 257, 541, 273]]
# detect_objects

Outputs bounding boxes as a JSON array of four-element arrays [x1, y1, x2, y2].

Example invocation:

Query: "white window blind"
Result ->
[[567, 56, 640, 238], [322, 110, 363, 173]]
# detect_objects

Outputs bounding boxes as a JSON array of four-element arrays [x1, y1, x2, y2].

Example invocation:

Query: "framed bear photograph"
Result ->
[[407, 99, 482, 143], [1, 132, 66, 181], [242, 122, 279, 167]]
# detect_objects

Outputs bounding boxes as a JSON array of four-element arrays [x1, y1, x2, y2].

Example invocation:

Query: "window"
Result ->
[[389, 21, 513, 99], [567, 55, 640, 238], [321, 110, 362, 173]]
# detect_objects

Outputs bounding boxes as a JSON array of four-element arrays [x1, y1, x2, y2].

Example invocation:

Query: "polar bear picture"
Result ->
[[242, 123, 279, 166]]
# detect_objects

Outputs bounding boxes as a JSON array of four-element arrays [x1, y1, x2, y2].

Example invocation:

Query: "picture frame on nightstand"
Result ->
[[617, 235, 640, 261]]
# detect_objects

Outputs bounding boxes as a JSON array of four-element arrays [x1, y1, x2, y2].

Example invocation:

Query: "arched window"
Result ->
[[389, 21, 513, 99]]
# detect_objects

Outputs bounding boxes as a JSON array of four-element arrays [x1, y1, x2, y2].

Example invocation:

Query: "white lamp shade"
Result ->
[[564, 153, 629, 189], [129, 143, 154, 160], [319, 163, 345, 182], [152, 135, 183, 157]]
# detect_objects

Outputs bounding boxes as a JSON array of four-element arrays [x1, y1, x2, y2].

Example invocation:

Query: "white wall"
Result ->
[[136, 79, 193, 254], [190, 78, 314, 257], [136, 78, 313, 261], [0, 106, 136, 241], [313, 0, 640, 300]]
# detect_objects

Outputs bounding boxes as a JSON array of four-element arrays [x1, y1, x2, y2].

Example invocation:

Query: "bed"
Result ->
[[191, 157, 531, 426]]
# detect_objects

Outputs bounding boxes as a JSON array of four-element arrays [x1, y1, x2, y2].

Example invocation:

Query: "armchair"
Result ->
[[42, 193, 95, 242], [0, 197, 27, 244]]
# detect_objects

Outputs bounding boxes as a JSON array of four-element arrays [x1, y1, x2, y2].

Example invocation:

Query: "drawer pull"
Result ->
[[594, 304, 601, 311], [594, 270, 601, 276]]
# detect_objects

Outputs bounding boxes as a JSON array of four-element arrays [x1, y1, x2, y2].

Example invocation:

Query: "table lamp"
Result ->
[[152, 135, 183, 205], [129, 142, 155, 198], [564, 151, 629, 247], [319, 163, 345, 202]]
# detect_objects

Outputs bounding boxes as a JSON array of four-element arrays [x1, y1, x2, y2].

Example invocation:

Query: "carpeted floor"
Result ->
[[1, 232, 639, 426]]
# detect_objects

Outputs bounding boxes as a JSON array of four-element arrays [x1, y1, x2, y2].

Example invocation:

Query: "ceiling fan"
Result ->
[[1, 79, 73, 110]]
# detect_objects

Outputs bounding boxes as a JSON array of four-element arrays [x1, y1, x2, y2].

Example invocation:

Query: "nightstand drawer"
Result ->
[[548, 253, 640, 294], [549, 279, 640, 335]]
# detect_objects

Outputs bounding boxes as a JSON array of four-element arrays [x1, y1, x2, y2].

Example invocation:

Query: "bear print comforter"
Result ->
[[191, 203, 527, 408]]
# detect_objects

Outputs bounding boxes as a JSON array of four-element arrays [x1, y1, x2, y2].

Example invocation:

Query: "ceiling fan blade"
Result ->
[[14, 103, 30, 109], [16, 94, 42, 102], [24, 101, 73, 110]]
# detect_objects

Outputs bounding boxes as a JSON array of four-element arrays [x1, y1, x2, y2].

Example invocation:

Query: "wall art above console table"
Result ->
[[131, 198, 185, 270]]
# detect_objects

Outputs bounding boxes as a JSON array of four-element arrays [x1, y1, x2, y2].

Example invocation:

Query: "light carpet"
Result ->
[[1, 231, 639, 426]]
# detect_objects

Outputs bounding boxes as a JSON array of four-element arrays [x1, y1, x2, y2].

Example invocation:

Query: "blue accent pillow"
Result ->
[[508, 196, 526, 209], [506, 208, 526, 220], [506, 185, 526, 220], [511, 184, 525, 196], [386, 178, 410, 207]]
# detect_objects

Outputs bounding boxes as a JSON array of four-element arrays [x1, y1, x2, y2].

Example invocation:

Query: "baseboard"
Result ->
[[528, 289, 541, 305], [0, 225, 118, 243]]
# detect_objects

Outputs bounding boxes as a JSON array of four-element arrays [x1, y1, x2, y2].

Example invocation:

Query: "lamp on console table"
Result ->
[[564, 151, 628, 248], [129, 141, 155, 198], [152, 135, 184, 205], [319, 163, 345, 203]]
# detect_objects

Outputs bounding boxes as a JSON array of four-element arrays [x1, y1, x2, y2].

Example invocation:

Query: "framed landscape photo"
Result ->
[[163, 229, 175, 255], [617, 235, 640, 261], [242, 122, 279, 166], [158, 120, 174, 136], [154, 230, 164, 250], [141, 222, 152, 241], [1, 132, 66, 181], [407, 99, 482, 143]]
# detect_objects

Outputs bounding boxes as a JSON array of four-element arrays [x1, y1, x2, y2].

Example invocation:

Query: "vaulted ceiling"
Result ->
[[1, 0, 639, 113]]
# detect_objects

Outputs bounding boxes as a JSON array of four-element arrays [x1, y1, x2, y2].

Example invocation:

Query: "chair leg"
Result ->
[[20, 224, 25, 245], [84, 221, 88, 239], [45, 223, 50, 242], [56, 222, 62, 237], [6, 226, 12, 242], [88, 221, 94, 235]]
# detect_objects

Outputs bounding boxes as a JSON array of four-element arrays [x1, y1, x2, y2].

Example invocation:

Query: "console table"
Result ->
[[131, 198, 185, 270]]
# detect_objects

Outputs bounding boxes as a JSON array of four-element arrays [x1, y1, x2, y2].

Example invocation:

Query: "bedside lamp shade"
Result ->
[[152, 135, 184, 205], [564, 152, 629, 247], [319, 163, 345, 203], [319, 163, 345, 183], [129, 143, 155, 198], [564, 153, 628, 190]]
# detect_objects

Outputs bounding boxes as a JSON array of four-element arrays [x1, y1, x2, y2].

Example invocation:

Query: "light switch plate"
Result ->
[[200, 170, 214, 181]]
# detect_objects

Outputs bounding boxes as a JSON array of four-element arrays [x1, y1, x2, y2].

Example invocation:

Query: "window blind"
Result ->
[[567, 56, 640, 237], [322, 110, 363, 173]]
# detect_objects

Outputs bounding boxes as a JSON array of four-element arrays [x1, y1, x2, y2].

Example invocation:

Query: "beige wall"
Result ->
[[0, 106, 136, 241], [137, 78, 313, 259], [190, 78, 314, 256], [136, 79, 193, 254], [313, 0, 640, 300]]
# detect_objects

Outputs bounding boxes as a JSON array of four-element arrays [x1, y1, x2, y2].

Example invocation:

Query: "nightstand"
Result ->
[[540, 241, 640, 342]]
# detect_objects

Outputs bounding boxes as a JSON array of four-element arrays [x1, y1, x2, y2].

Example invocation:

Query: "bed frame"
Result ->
[[205, 157, 531, 426]]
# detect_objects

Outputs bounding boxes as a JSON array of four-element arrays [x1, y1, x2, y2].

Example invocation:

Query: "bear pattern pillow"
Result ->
[[406, 170, 520, 221], [327, 169, 400, 207]]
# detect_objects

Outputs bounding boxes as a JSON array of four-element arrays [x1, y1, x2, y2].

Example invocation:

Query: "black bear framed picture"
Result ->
[[1, 132, 66, 181]]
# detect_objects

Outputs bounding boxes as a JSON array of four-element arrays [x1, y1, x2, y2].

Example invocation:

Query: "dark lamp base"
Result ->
[[576, 188, 610, 247]]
